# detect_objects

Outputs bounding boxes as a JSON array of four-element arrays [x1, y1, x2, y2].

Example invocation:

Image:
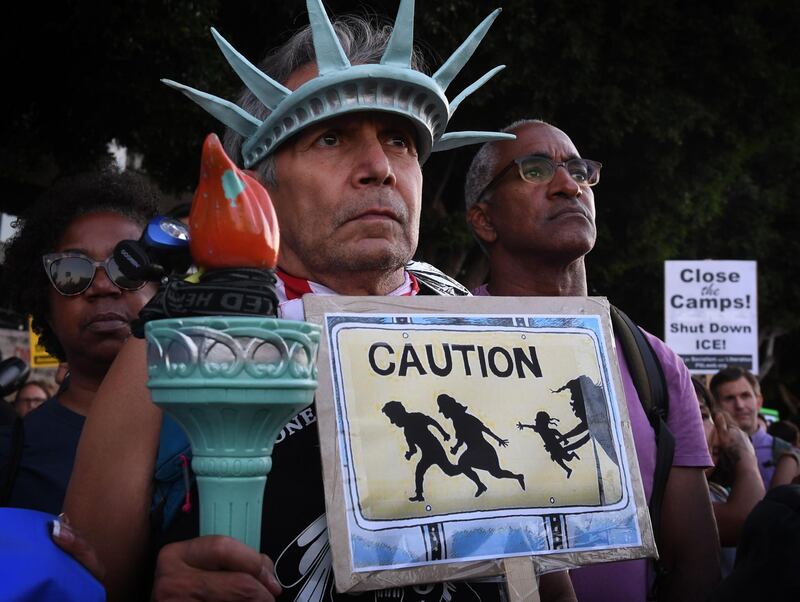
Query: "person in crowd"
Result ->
[[709, 484, 800, 602], [0, 170, 159, 514], [693, 377, 763, 576], [768, 419, 800, 448], [64, 7, 575, 602], [710, 366, 800, 489], [12, 379, 55, 418], [0, 402, 14, 426], [464, 119, 720, 602]]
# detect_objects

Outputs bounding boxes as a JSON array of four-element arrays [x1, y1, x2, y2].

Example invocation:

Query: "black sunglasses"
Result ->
[[42, 252, 146, 296], [478, 155, 603, 201]]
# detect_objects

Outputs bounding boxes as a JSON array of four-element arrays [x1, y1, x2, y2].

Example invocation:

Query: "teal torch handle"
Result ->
[[145, 316, 320, 549]]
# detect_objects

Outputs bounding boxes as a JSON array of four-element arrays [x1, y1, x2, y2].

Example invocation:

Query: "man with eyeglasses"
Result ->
[[465, 119, 720, 602], [12, 381, 53, 418]]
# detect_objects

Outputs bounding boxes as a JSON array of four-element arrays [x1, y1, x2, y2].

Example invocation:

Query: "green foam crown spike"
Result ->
[[163, 0, 514, 167]]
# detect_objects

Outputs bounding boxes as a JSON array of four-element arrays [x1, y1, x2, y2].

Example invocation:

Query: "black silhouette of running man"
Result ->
[[382, 401, 484, 502], [517, 411, 580, 478], [436, 394, 525, 495]]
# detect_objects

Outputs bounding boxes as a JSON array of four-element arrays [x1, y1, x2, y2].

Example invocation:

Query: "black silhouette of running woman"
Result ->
[[436, 394, 525, 495], [382, 401, 484, 502], [517, 411, 580, 478]]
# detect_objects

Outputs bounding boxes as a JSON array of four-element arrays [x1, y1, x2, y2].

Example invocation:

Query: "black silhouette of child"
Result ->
[[436, 394, 525, 495], [382, 400, 484, 502], [551, 375, 618, 466], [518, 411, 580, 478]]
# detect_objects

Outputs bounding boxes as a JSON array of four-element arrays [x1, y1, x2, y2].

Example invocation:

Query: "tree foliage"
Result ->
[[2, 0, 798, 400]]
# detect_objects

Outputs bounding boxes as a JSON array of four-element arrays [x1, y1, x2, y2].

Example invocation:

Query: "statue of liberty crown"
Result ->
[[162, 0, 514, 167]]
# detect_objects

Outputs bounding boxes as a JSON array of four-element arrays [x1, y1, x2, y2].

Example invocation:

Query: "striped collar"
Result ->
[[274, 268, 420, 320]]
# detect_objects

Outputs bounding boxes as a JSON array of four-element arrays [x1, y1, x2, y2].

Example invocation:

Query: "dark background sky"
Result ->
[[2, 0, 798, 407]]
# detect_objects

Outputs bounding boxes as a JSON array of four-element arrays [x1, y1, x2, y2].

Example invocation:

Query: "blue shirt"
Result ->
[[0, 508, 105, 601], [0, 397, 84, 514]]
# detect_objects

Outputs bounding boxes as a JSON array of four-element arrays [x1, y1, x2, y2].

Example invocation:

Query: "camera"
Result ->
[[0, 357, 30, 397]]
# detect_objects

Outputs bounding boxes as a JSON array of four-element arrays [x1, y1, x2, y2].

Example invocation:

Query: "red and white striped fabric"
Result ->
[[275, 268, 420, 320]]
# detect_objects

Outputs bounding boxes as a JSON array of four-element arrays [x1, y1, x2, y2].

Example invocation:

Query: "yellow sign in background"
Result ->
[[28, 316, 59, 368], [334, 326, 624, 522]]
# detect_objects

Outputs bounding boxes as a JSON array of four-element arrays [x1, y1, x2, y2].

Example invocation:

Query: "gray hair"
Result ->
[[223, 15, 427, 187], [463, 118, 548, 210]]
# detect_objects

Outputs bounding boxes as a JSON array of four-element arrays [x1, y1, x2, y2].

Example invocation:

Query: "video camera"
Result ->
[[0, 357, 30, 398]]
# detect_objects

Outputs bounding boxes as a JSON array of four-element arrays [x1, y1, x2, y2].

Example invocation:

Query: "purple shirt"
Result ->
[[751, 428, 776, 487], [472, 284, 712, 601]]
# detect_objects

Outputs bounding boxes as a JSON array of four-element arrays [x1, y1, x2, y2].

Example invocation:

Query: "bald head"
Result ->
[[465, 119, 597, 277], [464, 119, 554, 210]]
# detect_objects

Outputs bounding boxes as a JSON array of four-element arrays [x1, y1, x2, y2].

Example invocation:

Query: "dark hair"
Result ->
[[769, 420, 800, 447], [2, 169, 161, 360], [692, 376, 716, 413], [436, 393, 467, 414], [709, 366, 761, 399], [382, 400, 406, 418]]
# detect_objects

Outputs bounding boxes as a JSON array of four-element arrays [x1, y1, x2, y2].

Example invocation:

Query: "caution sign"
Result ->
[[304, 295, 654, 593], [29, 317, 59, 368]]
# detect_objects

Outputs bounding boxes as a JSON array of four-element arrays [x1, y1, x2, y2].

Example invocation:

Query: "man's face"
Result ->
[[267, 112, 421, 280], [714, 377, 763, 435], [472, 123, 596, 261], [47, 212, 157, 369], [264, 64, 422, 282], [14, 383, 48, 417]]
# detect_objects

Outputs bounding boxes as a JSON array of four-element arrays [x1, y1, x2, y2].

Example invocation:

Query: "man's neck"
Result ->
[[281, 264, 407, 296], [487, 248, 588, 297]]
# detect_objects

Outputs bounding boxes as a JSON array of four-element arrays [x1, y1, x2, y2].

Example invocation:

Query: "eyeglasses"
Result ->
[[42, 252, 146, 296], [478, 155, 603, 201], [16, 397, 47, 404]]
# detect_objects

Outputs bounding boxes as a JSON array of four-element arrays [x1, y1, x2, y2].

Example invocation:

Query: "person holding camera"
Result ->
[[0, 169, 160, 514]]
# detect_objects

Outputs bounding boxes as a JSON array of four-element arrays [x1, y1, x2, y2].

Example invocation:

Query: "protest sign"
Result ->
[[304, 295, 654, 594], [28, 316, 59, 368], [664, 260, 758, 374]]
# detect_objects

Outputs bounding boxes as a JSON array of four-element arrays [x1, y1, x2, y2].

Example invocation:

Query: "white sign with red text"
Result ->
[[664, 260, 758, 374]]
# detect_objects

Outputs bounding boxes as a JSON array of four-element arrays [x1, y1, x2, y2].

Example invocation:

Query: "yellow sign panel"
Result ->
[[28, 318, 59, 368], [336, 325, 624, 524]]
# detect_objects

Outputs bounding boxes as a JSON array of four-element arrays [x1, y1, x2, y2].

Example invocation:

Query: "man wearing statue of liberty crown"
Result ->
[[65, 1, 577, 600]]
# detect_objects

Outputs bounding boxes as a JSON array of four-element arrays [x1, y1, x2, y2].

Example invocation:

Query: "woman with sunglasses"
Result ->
[[0, 169, 160, 514]]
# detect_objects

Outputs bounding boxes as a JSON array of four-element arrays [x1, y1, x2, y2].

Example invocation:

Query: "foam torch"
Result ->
[[143, 134, 320, 548]]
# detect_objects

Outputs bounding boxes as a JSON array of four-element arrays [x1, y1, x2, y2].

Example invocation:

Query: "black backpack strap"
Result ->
[[0, 416, 25, 506], [610, 305, 675, 597]]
